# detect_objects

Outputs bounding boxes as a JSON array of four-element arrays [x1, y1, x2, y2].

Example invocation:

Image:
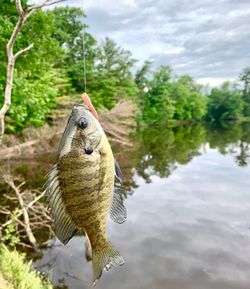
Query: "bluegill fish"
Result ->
[[44, 98, 126, 284]]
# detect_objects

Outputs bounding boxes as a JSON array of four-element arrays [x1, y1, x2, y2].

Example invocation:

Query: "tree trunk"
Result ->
[[0, 0, 65, 145]]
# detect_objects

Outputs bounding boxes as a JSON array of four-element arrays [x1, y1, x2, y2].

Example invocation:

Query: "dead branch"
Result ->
[[0, 0, 65, 144], [0, 174, 53, 249], [3, 175, 37, 247], [27, 0, 65, 11], [0, 129, 63, 159]]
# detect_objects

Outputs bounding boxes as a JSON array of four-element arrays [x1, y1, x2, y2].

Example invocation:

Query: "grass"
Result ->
[[0, 245, 52, 289]]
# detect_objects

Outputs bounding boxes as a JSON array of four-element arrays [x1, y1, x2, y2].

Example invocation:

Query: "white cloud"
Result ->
[[197, 78, 235, 87], [51, 0, 250, 86]]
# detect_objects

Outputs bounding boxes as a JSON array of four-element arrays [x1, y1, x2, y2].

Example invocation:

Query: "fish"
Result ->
[[44, 94, 127, 284]]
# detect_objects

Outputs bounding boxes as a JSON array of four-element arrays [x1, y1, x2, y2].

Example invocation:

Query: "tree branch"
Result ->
[[3, 175, 37, 248], [0, 0, 65, 144], [27, 0, 66, 11], [15, 0, 23, 15], [14, 44, 34, 60]]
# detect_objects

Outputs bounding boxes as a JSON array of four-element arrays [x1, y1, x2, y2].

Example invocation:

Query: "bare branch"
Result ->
[[2, 175, 37, 248], [0, 209, 10, 215], [14, 44, 34, 60], [1, 190, 46, 229], [15, 0, 23, 15], [30, 192, 46, 207], [27, 0, 65, 11], [0, 175, 52, 250]]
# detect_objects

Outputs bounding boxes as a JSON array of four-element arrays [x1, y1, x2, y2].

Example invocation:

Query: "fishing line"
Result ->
[[81, 0, 87, 92]]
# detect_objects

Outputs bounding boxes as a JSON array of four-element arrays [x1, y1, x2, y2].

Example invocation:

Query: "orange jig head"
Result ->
[[81, 93, 99, 120]]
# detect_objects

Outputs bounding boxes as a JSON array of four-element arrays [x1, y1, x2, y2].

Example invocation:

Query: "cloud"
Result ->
[[53, 0, 250, 86]]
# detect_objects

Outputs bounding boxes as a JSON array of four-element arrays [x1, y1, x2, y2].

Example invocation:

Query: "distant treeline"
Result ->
[[0, 2, 250, 132], [136, 63, 250, 124]]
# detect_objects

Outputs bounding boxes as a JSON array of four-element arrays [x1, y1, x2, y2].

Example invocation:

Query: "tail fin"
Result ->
[[92, 241, 125, 285]]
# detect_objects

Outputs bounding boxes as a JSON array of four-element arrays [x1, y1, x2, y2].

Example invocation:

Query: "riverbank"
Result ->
[[0, 98, 137, 160]]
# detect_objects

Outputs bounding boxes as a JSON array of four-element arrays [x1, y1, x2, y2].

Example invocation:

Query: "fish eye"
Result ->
[[78, 118, 88, 129]]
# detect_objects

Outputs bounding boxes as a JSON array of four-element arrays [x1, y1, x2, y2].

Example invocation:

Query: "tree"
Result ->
[[140, 65, 175, 124], [89, 37, 138, 109], [206, 82, 243, 121], [171, 75, 207, 120], [0, 0, 64, 142], [49, 7, 97, 92], [135, 60, 152, 108], [239, 67, 250, 116]]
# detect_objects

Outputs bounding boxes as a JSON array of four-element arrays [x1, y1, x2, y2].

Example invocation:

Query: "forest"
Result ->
[[0, 1, 250, 138]]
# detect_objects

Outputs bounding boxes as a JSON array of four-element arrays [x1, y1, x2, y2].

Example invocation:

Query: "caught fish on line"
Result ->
[[44, 93, 127, 284]]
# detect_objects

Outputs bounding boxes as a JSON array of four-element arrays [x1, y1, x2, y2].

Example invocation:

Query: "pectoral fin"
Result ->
[[44, 165, 78, 244], [114, 158, 122, 184], [109, 186, 127, 224]]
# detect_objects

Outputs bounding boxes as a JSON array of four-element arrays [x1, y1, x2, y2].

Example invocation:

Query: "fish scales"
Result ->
[[59, 137, 114, 243], [45, 102, 126, 284]]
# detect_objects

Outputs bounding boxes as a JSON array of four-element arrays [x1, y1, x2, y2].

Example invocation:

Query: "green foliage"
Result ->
[[1, 2, 250, 134], [171, 75, 207, 120], [0, 244, 52, 289], [49, 7, 97, 92], [137, 65, 207, 124], [7, 70, 59, 132], [206, 82, 243, 121], [49, 9, 138, 109], [0, 3, 65, 133], [89, 37, 138, 109], [239, 67, 250, 116], [1, 223, 20, 248], [141, 66, 175, 123]]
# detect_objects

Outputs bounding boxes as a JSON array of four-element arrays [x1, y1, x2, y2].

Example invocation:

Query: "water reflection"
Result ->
[[133, 124, 206, 182], [1, 122, 250, 289], [1, 122, 250, 193], [114, 122, 250, 188], [35, 119, 250, 289], [207, 122, 250, 167]]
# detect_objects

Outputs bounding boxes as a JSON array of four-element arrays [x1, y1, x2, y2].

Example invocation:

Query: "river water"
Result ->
[[4, 122, 250, 289]]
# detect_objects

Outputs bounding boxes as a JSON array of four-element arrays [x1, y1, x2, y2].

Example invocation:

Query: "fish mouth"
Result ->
[[84, 147, 94, 155]]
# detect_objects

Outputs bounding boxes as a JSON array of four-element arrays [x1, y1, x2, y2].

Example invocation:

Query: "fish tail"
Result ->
[[92, 240, 125, 285]]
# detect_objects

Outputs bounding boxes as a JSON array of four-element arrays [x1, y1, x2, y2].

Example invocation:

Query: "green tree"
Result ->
[[171, 75, 207, 120], [90, 37, 138, 109], [140, 65, 175, 124], [135, 60, 152, 108], [49, 9, 138, 110], [206, 82, 243, 121], [49, 7, 97, 93], [0, 1, 65, 133], [239, 67, 250, 116]]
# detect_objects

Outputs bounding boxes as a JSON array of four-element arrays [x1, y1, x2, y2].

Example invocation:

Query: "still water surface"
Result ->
[[23, 123, 250, 288]]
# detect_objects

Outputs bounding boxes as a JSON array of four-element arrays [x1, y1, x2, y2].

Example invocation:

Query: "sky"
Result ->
[[51, 0, 250, 86]]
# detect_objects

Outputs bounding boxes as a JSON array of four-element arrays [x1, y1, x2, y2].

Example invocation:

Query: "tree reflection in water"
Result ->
[[1, 122, 250, 200], [114, 122, 250, 191]]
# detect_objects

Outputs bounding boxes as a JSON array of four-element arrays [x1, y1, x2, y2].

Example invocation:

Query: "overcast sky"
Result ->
[[52, 0, 250, 86]]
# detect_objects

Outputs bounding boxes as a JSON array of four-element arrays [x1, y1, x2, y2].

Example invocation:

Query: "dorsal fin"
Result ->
[[44, 165, 78, 244]]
